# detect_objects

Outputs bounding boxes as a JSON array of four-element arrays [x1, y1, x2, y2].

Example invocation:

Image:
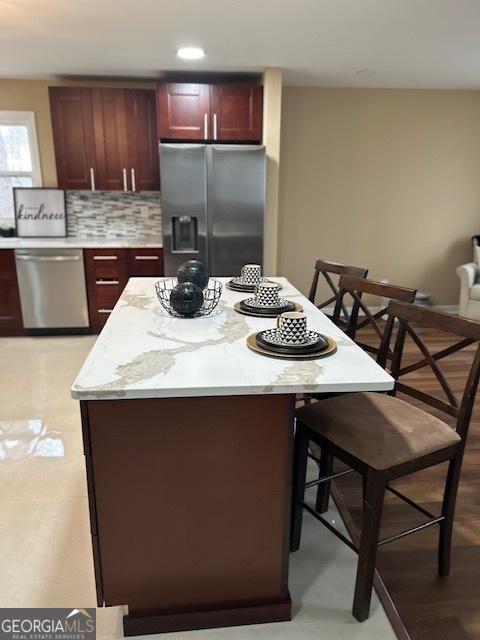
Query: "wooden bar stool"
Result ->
[[308, 259, 368, 330], [291, 302, 480, 622], [334, 273, 417, 360], [305, 276, 416, 410]]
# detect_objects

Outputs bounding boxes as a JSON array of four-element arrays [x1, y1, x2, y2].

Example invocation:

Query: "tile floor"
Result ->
[[0, 336, 396, 640]]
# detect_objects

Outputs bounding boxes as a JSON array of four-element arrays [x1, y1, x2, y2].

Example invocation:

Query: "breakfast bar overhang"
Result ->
[[71, 277, 393, 636]]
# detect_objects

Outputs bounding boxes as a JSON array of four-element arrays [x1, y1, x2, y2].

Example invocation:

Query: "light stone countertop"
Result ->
[[71, 277, 394, 400], [0, 236, 163, 249]]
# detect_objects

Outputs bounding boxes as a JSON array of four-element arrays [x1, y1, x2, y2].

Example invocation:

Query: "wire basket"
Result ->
[[155, 278, 223, 318]]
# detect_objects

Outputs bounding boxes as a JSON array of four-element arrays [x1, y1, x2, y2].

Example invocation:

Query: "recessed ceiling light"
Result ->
[[355, 69, 376, 76], [177, 47, 205, 60]]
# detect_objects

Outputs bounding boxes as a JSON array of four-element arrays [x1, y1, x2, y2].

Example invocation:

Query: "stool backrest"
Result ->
[[379, 301, 480, 440], [308, 260, 368, 329], [334, 274, 416, 360]]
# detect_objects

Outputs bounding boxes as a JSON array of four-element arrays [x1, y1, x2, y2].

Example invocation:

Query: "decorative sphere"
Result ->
[[170, 282, 204, 317], [176, 260, 209, 290]]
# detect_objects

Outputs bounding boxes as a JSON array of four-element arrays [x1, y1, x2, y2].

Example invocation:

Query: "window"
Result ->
[[0, 111, 42, 221]]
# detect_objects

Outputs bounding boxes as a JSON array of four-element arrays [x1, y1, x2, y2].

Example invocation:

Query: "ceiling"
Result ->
[[2, 0, 480, 88]]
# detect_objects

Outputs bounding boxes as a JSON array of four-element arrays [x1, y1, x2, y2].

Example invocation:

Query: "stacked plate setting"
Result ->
[[255, 327, 329, 355], [227, 276, 271, 293], [251, 310, 334, 357], [240, 297, 294, 315]]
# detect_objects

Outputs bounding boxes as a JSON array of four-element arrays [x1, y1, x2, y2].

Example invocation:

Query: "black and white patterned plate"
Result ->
[[227, 278, 283, 292], [259, 328, 328, 350], [242, 297, 291, 310], [231, 276, 268, 287]]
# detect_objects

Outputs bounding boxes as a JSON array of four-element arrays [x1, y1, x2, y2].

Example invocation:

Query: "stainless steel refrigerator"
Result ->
[[160, 144, 265, 276]]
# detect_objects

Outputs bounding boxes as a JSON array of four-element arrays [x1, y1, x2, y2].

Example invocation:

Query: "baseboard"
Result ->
[[434, 305, 458, 314]]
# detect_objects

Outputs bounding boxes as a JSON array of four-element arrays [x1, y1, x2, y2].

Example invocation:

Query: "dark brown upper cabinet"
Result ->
[[156, 83, 263, 143], [157, 83, 210, 141], [50, 87, 160, 191], [125, 89, 160, 191], [210, 85, 263, 142], [91, 88, 129, 191], [49, 87, 97, 190]]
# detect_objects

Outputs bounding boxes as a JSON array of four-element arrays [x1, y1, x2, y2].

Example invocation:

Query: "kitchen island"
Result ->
[[72, 277, 393, 636]]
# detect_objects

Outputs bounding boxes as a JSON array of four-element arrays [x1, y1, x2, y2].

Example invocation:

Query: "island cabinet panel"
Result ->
[[157, 83, 211, 141], [49, 87, 97, 190], [84, 248, 164, 332], [0, 250, 24, 336], [82, 395, 293, 633], [210, 85, 263, 142], [50, 87, 160, 191]]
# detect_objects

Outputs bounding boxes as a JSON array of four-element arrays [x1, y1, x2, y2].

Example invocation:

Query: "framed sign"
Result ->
[[14, 187, 67, 238]]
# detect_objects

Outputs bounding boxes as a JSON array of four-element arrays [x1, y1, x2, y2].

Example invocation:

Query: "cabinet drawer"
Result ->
[[127, 248, 164, 277], [85, 249, 127, 280], [94, 288, 122, 308], [84, 249, 128, 333], [90, 307, 114, 332], [84, 247, 164, 333]]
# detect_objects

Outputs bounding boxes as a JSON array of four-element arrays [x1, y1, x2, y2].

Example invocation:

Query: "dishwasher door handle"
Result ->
[[16, 255, 81, 262]]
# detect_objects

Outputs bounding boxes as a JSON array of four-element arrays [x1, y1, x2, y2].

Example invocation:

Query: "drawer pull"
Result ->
[[134, 255, 159, 260], [96, 280, 119, 285], [97, 309, 114, 314], [93, 255, 118, 261]]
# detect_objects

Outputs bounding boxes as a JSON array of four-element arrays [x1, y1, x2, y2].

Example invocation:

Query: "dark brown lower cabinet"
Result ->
[[84, 248, 164, 332], [0, 250, 24, 336]]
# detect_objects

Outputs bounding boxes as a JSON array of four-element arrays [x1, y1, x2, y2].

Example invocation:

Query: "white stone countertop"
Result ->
[[0, 236, 163, 249], [71, 277, 394, 400]]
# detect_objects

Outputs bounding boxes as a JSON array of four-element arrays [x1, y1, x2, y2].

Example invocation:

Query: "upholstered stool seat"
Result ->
[[297, 392, 460, 470]]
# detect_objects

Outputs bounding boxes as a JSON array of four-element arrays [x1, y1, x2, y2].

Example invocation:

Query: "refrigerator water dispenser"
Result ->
[[172, 216, 198, 253]]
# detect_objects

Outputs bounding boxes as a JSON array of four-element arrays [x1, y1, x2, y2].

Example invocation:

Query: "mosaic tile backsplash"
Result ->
[[65, 191, 162, 239]]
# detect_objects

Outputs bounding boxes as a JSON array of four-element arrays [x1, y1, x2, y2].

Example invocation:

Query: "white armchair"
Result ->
[[457, 262, 480, 320]]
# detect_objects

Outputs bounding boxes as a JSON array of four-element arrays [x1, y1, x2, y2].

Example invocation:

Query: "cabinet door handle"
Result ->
[[134, 255, 159, 261], [213, 113, 218, 140], [131, 168, 136, 192], [204, 113, 208, 139], [93, 255, 118, 261], [123, 168, 128, 191], [90, 168, 96, 191], [95, 279, 119, 285]]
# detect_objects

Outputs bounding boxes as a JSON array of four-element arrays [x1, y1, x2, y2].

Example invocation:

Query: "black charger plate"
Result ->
[[256, 330, 329, 355], [247, 333, 337, 360]]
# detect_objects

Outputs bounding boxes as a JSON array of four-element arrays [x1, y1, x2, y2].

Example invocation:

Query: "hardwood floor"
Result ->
[[332, 323, 480, 640]]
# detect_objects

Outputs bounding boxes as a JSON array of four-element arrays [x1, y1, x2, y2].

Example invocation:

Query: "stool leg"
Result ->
[[315, 448, 333, 514], [290, 422, 309, 552], [439, 453, 462, 577], [352, 470, 386, 622]]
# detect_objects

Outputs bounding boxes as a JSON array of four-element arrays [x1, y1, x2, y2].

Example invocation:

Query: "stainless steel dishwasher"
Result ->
[[15, 248, 90, 331]]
